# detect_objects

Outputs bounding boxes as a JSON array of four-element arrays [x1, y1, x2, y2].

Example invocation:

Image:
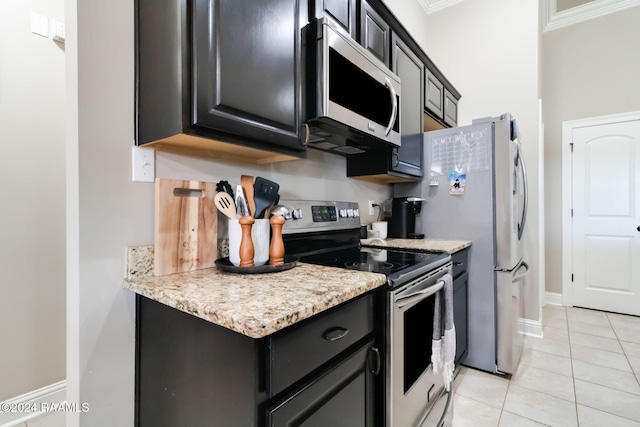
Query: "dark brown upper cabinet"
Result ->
[[424, 68, 444, 119], [444, 88, 459, 127], [359, 0, 391, 67], [136, 0, 309, 164], [311, 0, 357, 39], [424, 68, 460, 128], [389, 33, 424, 179]]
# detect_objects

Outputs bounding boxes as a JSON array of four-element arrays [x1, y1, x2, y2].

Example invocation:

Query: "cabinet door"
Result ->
[[453, 271, 468, 364], [424, 69, 444, 119], [443, 88, 458, 127], [312, 0, 357, 39], [266, 341, 378, 427], [390, 34, 424, 178], [360, 0, 390, 67], [192, 0, 307, 152]]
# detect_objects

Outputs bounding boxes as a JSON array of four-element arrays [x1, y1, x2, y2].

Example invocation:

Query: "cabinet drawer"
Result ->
[[267, 294, 374, 396], [451, 248, 468, 279]]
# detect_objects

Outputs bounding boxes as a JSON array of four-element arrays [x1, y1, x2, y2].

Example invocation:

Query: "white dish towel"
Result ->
[[431, 272, 455, 391]]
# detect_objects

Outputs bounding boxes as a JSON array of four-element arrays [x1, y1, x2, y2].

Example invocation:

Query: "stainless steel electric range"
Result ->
[[280, 200, 454, 427]]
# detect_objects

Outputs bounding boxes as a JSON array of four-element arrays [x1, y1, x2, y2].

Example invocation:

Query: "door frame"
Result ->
[[561, 110, 640, 307]]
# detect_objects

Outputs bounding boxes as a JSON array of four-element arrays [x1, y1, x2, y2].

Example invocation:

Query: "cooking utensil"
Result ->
[[253, 177, 280, 219], [154, 178, 218, 276], [215, 180, 234, 199], [214, 192, 236, 219], [241, 175, 256, 218], [235, 184, 249, 218]]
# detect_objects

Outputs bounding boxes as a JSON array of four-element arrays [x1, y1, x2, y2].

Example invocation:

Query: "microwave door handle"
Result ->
[[384, 77, 398, 137], [395, 280, 444, 310]]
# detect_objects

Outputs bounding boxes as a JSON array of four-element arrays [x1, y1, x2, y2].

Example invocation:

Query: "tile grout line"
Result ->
[[607, 312, 640, 390], [566, 307, 581, 426]]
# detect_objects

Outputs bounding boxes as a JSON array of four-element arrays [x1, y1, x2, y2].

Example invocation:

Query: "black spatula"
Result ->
[[253, 177, 280, 218]]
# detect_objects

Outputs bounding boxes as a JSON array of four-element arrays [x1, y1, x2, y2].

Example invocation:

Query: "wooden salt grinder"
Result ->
[[269, 215, 286, 266], [239, 215, 255, 267]]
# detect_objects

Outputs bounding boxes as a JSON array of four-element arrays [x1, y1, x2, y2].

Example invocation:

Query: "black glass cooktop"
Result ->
[[298, 247, 445, 276]]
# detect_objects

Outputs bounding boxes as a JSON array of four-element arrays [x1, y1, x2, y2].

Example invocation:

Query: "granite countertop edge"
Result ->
[[361, 238, 472, 254], [123, 255, 387, 339]]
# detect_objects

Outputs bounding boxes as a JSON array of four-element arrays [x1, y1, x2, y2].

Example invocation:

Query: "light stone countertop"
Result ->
[[123, 246, 386, 339], [361, 238, 471, 254]]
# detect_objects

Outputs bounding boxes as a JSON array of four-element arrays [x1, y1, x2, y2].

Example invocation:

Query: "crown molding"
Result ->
[[418, 0, 464, 14], [543, 0, 640, 32]]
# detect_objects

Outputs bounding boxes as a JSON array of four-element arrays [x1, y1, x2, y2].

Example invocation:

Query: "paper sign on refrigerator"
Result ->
[[448, 172, 466, 195]]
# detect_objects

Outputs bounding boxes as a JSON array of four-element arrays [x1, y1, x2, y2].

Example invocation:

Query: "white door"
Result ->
[[571, 119, 640, 315]]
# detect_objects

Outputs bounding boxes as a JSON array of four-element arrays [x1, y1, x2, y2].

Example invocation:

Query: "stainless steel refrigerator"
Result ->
[[395, 113, 529, 374]]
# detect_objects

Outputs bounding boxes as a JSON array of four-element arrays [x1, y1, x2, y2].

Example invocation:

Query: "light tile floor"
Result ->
[[452, 305, 640, 427]]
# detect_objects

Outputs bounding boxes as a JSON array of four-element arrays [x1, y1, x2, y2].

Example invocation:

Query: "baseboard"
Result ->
[[545, 292, 563, 306], [519, 317, 543, 338], [0, 381, 66, 426]]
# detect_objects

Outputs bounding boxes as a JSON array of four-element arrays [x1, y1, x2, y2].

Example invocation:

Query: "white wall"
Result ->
[[0, 0, 66, 401], [385, 0, 542, 320], [66, 0, 391, 424], [542, 6, 640, 294]]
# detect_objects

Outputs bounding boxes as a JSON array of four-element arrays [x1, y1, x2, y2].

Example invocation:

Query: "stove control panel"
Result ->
[[312, 205, 337, 222], [279, 200, 360, 234]]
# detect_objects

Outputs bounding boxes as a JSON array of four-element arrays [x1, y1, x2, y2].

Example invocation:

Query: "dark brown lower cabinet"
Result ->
[[266, 340, 377, 426], [453, 270, 468, 365], [136, 293, 380, 426]]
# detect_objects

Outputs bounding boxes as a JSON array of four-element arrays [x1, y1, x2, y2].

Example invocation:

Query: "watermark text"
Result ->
[[0, 402, 89, 413]]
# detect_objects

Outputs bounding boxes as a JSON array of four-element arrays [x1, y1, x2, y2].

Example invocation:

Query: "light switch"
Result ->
[[132, 146, 155, 183], [31, 12, 49, 38]]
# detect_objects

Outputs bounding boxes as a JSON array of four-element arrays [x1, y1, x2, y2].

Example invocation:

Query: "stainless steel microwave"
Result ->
[[304, 17, 401, 155]]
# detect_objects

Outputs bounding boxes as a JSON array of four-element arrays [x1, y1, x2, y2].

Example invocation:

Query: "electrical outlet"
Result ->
[[368, 200, 375, 216], [132, 146, 155, 182]]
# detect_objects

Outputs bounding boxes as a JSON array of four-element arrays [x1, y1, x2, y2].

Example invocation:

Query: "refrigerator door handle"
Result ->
[[513, 260, 529, 283], [517, 145, 529, 240]]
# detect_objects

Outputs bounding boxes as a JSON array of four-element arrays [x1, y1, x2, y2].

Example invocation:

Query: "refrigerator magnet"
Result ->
[[448, 172, 466, 195]]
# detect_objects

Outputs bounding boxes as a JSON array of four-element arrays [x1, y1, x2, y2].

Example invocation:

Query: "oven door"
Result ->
[[421, 384, 453, 427], [388, 263, 451, 427]]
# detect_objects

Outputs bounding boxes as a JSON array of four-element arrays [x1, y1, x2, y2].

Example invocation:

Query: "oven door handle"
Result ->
[[395, 280, 444, 310]]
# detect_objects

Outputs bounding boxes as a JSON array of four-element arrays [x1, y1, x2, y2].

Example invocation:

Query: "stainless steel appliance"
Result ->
[[280, 200, 453, 426], [389, 262, 453, 427], [395, 113, 529, 375], [303, 17, 401, 155], [388, 196, 425, 239]]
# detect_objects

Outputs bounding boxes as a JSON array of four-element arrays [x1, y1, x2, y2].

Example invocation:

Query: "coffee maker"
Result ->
[[388, 197, 425, 239]]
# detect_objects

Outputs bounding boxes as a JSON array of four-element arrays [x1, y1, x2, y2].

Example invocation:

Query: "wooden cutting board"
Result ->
[[154, 178, 218, 276]]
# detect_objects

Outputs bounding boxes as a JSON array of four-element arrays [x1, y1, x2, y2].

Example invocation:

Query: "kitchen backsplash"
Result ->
[[155, 147, 393, 226]]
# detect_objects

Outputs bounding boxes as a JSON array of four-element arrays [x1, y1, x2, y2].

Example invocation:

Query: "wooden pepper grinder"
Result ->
[[269, 215, 286, 266], [238, 215, 255, 267]]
